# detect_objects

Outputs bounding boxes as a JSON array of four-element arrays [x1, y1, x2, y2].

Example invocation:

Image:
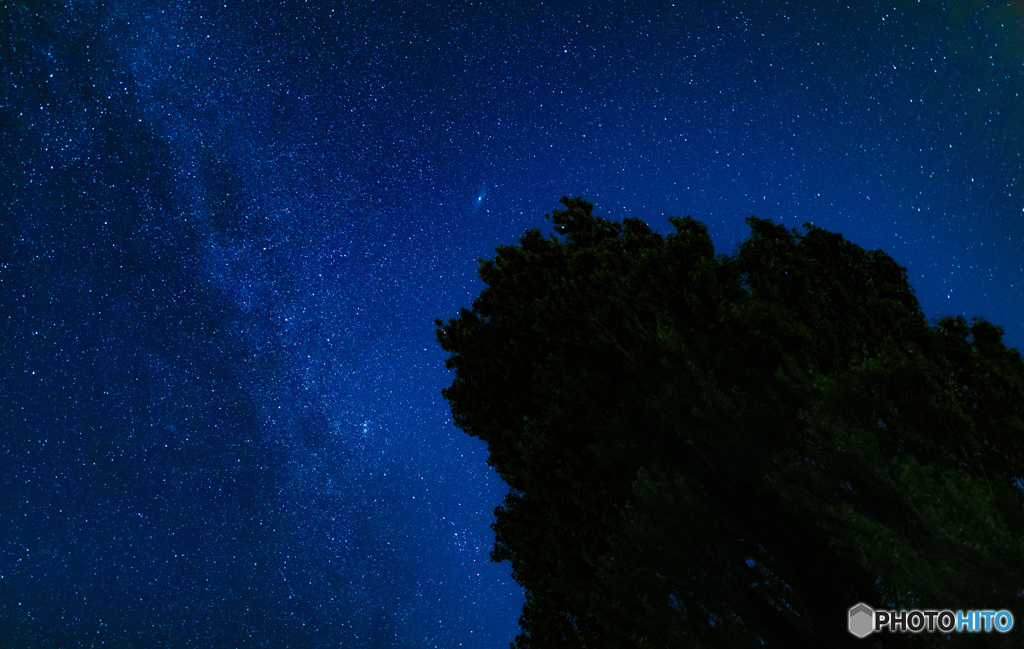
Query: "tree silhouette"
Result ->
[[436, 197, 1024, 648]]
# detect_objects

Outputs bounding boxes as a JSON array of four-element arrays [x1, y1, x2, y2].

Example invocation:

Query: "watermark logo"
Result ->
[[848, 603, 1014, 638], [848, 603, 874, 638]]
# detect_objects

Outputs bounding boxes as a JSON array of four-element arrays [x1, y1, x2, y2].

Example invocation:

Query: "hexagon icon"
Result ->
[[848, 603, 875, 638]]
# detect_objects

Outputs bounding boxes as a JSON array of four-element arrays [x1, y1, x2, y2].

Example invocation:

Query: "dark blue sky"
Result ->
[[2, 1, 1022, 647]]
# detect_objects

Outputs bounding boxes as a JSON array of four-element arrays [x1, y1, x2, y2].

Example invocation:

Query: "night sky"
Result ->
[[2, 1, 1022, 647]]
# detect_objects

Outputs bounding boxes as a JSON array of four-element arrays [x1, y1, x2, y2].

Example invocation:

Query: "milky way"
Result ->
[[2, 1, 1022, 647]]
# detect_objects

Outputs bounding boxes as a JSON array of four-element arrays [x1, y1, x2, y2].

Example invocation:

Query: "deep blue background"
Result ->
[[2, 1, 1022, 646]]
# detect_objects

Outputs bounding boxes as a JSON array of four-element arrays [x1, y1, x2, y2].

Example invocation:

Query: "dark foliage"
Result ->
[[436, 198, 1024, 648]]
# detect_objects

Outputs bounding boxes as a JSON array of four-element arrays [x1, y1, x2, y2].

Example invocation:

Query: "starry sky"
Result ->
[[2, 1, 1022, 647]]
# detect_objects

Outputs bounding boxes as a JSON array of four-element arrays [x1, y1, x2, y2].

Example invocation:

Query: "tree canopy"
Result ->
[[435, 197, 1024, 648]]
